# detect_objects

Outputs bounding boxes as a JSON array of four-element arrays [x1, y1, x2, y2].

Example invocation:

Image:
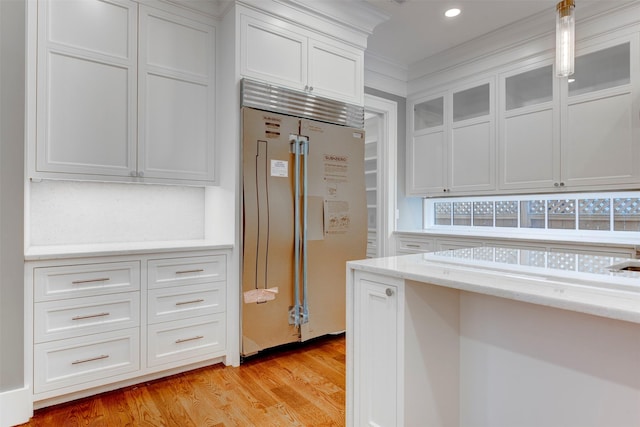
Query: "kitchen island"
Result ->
[[346, 247, 640, 427]]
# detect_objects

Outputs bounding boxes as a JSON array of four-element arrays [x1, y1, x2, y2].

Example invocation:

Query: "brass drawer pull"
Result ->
[[175, 269, 204, 275], [72, 277, 110, 285], [175, 299, 205, 306], [175, 335, 204, 344], [72, 312, 110, 321], [71, 354, 109, 365]]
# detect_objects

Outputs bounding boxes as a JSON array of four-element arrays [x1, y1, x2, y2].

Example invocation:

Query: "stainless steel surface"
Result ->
[[175, 299, 205, 306], [175, 269, 204, 274], [71, 354, 109, 365], [241, 106, 366, 357], [71, 312, 110, 321], [241, 78, 365, 129], [71, 277, 110, 284], [175, 336, 204, 344]]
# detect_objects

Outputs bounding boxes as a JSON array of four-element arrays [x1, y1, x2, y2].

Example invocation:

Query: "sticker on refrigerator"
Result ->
[[323, 154, 349, 183], [324, 200, 351, 234], [270, 159, 288, 177]]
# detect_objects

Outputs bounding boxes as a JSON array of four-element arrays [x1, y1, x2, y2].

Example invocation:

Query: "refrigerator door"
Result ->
[[299, 118, 367, 341], [241, 107, 300, 356]]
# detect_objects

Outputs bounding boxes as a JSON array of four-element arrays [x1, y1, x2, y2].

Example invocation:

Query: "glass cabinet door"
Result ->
[[414, 97, 444, 131], [505, 64, 553, 110], [568, 42, 630, 97], [453, 83, 490, 121]]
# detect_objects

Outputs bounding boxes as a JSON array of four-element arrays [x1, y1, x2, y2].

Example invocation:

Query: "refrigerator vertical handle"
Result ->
[[290, 135, 302, 327], [301, 137, 310, 324]]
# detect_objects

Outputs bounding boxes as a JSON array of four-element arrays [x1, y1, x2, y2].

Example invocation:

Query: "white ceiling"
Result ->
[[365, 0, 571, 68], [176, 0, 629, 69]]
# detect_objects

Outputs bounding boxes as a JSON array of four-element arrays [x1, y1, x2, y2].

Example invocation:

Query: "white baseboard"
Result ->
[[0, 386, 32, 427]]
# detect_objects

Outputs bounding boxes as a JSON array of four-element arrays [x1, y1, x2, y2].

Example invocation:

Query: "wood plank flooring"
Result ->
[[19, 334, 346, 427]]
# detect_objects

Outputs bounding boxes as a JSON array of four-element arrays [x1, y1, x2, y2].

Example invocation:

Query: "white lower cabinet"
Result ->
[[27, 248, 231, 405], [34, 328, 140, 395], [147, 314, 225, 368], [351, 271, 403, 427]]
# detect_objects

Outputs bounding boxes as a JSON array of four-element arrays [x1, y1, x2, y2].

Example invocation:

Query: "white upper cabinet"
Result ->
[[239, 12, 364, 105], [33, 0, 216, 185], [498, 61, 559, 190], [240, 15, 307, 91], [407, 78, 495, 196], [36, 0, 138, 178], [499, 34, 639, 193], [450, 80, 495, 193], [563, 38, 639, 189], [138, 6, 215, 182], [308, 39, 362, 104], [407, 94, 446, 195]]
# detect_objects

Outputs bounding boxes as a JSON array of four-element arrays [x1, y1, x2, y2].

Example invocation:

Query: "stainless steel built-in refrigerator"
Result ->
[[240, 80, 367, 357]]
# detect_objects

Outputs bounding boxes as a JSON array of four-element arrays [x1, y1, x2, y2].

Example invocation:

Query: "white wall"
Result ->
[[28, 180, 206, 246], [0, 0, 25, 400]]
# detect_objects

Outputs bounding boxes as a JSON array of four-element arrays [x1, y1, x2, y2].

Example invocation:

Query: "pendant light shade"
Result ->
[[556, 0, 575, 77]]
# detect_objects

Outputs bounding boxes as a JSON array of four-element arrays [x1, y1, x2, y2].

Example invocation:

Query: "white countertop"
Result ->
[[25, 240, 233, 261], [348, 247, 640, 324]]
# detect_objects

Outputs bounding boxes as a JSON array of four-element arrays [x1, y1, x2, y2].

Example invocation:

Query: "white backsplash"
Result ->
[[29, 180, 205, 246]]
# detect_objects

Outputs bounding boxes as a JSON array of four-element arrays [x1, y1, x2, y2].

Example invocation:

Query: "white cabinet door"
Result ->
[[308, 39, 363, 104], [240, 14, 307, 91], [138, 6, 216, 182], [449, 81, 495, 193], [450, 120, 493, 192], [563, 39, 639, 189], [36, 0, 138, 177], [353, 273, 402, 427], [407, 94, 447, 195], [409, 130, 446, 195], [499, 62, 560, 190]]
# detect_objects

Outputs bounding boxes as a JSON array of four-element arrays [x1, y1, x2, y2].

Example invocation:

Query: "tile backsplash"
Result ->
[[29, 180, 205, 246]]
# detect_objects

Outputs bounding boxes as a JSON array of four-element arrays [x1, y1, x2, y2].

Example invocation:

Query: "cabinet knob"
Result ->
[[130, 171, 137, 177], [304, 85, 309, 91], [309, 86, 313, 92], [138, 171, 144, 177], [559, 182, 565, 187], [554, 182, 560, 187], [385, 288, 394, 297]]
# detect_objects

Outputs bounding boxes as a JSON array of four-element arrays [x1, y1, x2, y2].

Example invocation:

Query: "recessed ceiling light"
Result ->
[[445, 8, 461, 18]]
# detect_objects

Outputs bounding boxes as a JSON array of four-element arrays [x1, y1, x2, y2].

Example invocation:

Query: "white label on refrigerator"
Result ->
[[270, 160, 288, 177]]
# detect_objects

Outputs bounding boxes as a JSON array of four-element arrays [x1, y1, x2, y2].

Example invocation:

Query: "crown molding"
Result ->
[[236, 0, 389, 49], [364, 51, 408, 97]]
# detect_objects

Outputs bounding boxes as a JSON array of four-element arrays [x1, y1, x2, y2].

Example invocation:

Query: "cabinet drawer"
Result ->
[[396, 238, 434, 253], [34, 292, 140, 343], [148, 255, 226, 289], [148, 283, 225, 324], [34, 328, 139, 394], [34, 261, 141, 302], [147, 314, 225, 367]]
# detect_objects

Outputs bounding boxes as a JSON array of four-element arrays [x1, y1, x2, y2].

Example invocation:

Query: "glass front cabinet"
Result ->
[[407, 77, 495, 196]]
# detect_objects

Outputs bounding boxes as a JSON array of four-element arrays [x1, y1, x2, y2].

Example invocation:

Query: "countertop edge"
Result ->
[[348, 257, 640, 324], [25, 240, 234, 261], [394, 229, 640, 248]]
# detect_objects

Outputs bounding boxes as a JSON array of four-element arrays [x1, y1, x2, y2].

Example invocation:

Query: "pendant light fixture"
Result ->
[[556, 0, 576, 77]]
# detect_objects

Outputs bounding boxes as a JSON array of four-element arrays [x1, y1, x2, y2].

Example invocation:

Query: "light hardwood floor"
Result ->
[[19, 334, 346, 426]]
